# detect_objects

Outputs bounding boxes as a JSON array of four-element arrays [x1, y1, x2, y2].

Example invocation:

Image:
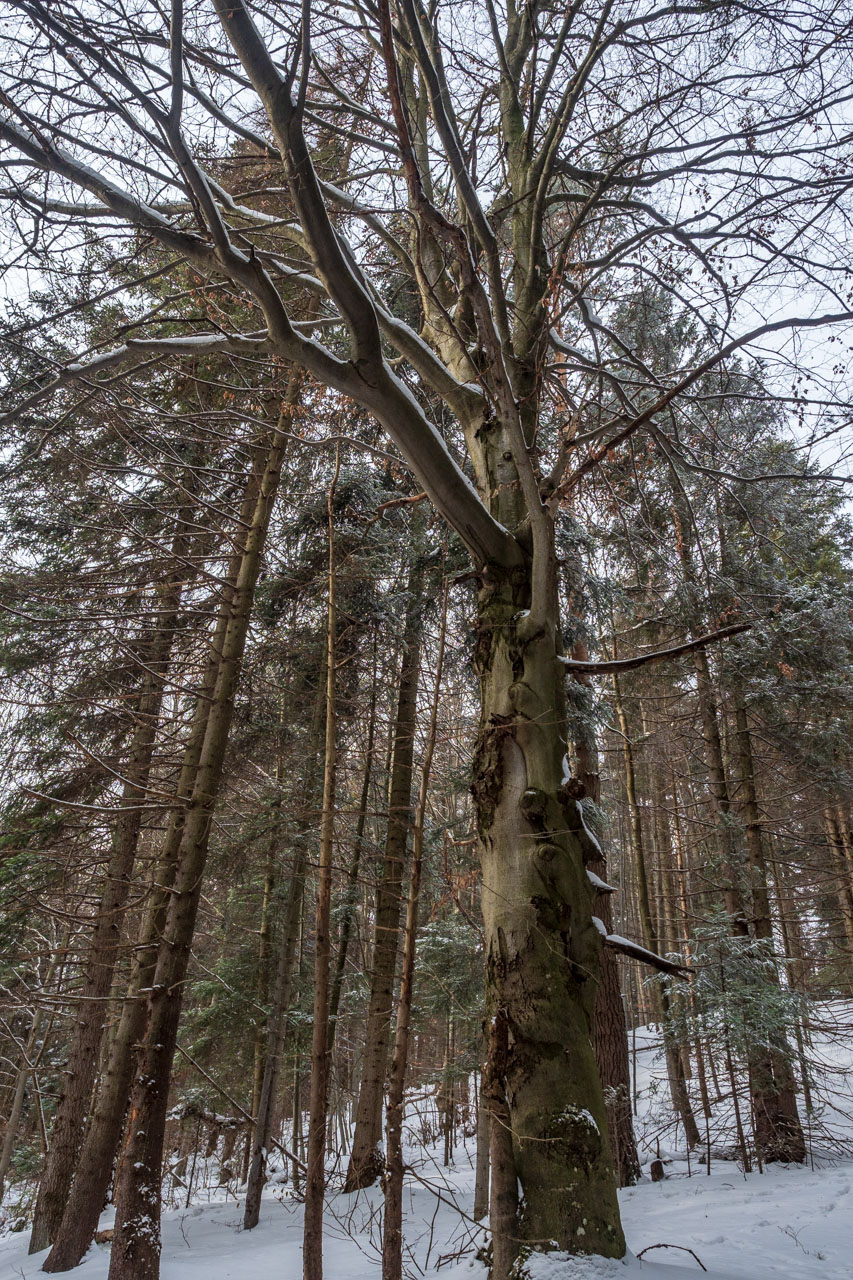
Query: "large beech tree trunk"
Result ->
[[472, 552, 625, 1277], [344, 567, 423, 1192]]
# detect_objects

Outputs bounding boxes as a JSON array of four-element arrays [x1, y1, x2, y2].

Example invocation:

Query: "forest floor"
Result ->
[[3, 1002, 852, 1280]]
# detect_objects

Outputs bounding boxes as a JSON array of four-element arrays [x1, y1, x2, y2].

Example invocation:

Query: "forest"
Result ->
[[0, 1, 852, 1279]]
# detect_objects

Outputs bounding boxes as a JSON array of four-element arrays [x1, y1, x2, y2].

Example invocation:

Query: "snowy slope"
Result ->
[[2, 1002, 851, 1280], [3, 1161, 851, 1280]]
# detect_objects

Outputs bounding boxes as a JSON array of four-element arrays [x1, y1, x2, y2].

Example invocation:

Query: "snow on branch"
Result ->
[[593, 918, 690, 978], [559, 622, 750, 676]]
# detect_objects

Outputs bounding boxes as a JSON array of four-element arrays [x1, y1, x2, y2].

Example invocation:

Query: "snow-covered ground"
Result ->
[[3, 1160, 851, 1280], [3, 1003, 851, 1280]]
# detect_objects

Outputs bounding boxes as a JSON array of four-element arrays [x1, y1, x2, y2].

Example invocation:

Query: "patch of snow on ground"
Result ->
[[2, 1002, 852, 1280]]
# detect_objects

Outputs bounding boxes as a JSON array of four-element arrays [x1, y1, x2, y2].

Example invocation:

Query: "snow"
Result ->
[[2, 1006, 852, 1280], [587, 870, 617, 894], [5, 1161, 851, 1280]]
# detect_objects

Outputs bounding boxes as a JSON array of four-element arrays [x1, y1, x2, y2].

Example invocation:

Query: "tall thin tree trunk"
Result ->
[[345, 566, 423, 1191], [29, 507, 195, 1255], [732, 693, 804, 1163], [382, 575, 447, 1280], [613, 671, 700, 1149], [104, 397, 298, 1280], [825, 807, 853, 960], [243, 680, 326, 1229], [569, 640, 639, 1187], [328, 644, 378, 1052], [43, 406, 295, 1274], [302, 447, 340, 1280]]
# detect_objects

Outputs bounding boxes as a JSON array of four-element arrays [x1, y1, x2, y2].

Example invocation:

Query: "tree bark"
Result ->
[[569, 640, 640, 1187], [732, 693, 805, 1163], [29, 533, 191, 1255], [825, 807, 853, 960], [328, 645, 378, 1052], [382, 575, 447, 1280], [345, 567, 423, 1192], [104, 398, 297, 1280], [474, 553, 625, 1278], [302, 446, 340, 1280], [243, 680, 325, 1229], [612, 670, 700, 1149]]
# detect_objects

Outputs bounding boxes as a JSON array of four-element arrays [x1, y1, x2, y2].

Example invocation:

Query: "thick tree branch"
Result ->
[[560, 623, 751, 675]]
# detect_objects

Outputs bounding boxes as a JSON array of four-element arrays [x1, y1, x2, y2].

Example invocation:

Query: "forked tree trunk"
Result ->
[[104, 400, 297, 1280], [473, 556, 625, 1278], [302, 446, 340, 1280], [382, 576, 447, 1280], [345, 568, 423, 1192]]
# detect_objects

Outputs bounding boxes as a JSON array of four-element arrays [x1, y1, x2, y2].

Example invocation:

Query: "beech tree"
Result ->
[[2, 0, 852, 1275]]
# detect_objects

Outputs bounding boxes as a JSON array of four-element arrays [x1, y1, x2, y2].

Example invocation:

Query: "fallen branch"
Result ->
[[636, 1242, 707, 1270], [176, 1043, 307, 1172]]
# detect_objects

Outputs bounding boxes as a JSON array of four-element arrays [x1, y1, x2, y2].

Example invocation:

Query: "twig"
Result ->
[[636, 1242, 707, 1270]]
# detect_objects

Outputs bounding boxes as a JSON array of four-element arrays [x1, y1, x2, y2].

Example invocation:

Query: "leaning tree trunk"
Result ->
[[106, 401, 297, 1280], [41, 417, 290, 1274], [29, 509, 194, 1255], [473, 544, 625, 1278], [0, 944, 64, 1205], [344, 566, 423, 1192]]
